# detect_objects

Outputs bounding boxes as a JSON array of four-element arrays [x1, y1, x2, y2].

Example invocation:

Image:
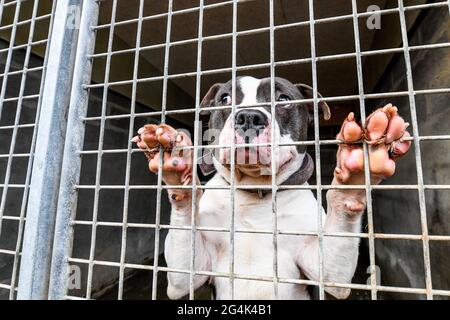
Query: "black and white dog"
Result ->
[[132, 76, 411, 300]]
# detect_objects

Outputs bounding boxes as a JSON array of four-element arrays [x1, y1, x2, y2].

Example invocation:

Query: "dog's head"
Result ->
[[200, 76, 330, 184]]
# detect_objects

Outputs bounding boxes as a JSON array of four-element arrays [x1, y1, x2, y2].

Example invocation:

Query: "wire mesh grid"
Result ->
[[49, 0, 450, 300], [0, 0, 55, 299]]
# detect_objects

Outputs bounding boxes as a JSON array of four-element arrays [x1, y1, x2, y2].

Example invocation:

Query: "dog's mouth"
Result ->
[[232, 129, 272, 167], [217, 122, 298, 178], [234, 145, 270, 166], [224, 147, 294, 178], [218, 131, 295, 177]]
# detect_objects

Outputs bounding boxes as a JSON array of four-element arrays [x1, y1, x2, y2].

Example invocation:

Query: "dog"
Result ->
[[132, 76, 411, 300]]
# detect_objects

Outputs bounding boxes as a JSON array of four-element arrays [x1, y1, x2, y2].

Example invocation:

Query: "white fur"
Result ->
[[239, 76, 261, 106], [163, 77, 364, 300], [164, 168, 362, 300]]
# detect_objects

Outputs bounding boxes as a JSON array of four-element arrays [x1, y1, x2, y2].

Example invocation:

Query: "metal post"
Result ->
[[269, 0, 279, 300], [48, 0, 99, 300], [188, 0, 205, 301], [150, 0, 173, 301], [307, 0, 326, 300], [38, 0, 450, 300], [17, 0, 83, 300], [351, 0, 378, 300], [397, 0, 433, 300]]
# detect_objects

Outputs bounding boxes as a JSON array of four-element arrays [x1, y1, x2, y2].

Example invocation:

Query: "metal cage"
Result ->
[[0, 0, 449, 300]]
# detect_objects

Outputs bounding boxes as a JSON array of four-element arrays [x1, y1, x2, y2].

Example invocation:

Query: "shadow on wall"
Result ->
[[1, 2, 449, 300], [367, 7, 450, 299], [66, 88, 178, 298], [0, 39, 183, 299], [0, 40, 44, 299]]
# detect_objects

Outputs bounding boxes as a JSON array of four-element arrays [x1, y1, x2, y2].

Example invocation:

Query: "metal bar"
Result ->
[[0, 0, 21, 122], [0, 249, 16, 255], [1, 215, 26, 221], [86, 8, 445, 63], [150, 0, 172, 301], [8, 0, 54, 301], [116, 0, 144, 301], [83, 42, 450, 89], [88, 37, 450, 61], [0, 153, 31, 158], [0, 39, 48, 55], [67, 221, 450, 241], [74, 134, 450, 154], [398, 0, 433, 300], [79, 86, 450, 118], [0, 0, 38, 242], [0, 123, 35, 130], [0, 66, 45, 79], [308, 0, 325, 300], [91, 0, 259, 31], [84, 0, 118, 300], [73, 184, 450, 191], [0, 13, 52, 31], [91, 1, 449, 32], [188, 0, 205, 300], [16, 0, 82, 300], [88, 32, 450, 64], [268, 0, 279, 300], [2, 94, 41, 102], [62, 256, 450, 297], [0, 0, 6, 26], [48, 0, 100, 300], [351, 0, 377, 300], [228, 0, 238, 300], [54, 0, 450, 300], [0, 0, 22, 9], [0, 184, 27, 188], [0, 283, 12, 290]]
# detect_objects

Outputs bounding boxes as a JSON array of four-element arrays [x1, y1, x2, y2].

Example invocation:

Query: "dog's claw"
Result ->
[[335, 103, 411, 185]]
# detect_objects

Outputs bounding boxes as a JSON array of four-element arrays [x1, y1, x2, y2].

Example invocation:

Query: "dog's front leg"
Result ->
[[133, 124, 211, 300], [297, 105, 411, 299], [164, 188, 211, 300]]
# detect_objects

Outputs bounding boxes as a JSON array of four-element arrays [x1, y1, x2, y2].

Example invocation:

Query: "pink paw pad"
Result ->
[[341, 113, 363, 142], [335, 104, 411, 184]]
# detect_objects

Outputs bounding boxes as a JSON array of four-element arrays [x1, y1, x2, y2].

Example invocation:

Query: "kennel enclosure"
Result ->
[[0, 0, 449, 300]]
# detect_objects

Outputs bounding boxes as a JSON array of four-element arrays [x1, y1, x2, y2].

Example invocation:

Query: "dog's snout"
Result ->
[[235, 110, 268, 133]]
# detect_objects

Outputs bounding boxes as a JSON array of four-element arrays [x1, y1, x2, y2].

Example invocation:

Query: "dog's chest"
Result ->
[[199, 183, 319, 231], [198, 181, 320, 268]]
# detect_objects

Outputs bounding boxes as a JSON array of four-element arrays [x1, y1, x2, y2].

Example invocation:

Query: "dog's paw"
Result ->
[[132, 124, 193, 190], [334, 104, 411, 185]]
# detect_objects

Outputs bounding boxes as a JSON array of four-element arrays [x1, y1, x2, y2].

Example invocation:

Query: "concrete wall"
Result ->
[[0, 39, 176, 299], [68, 85, 175, 298], [367, 7, 450, 299], [0, 40, 44, 299], [1, 3, 449, 300]]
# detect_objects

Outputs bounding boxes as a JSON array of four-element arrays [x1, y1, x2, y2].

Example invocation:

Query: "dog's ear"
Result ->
[[295, 84, 331, 121], [200, 83, 222, 113]]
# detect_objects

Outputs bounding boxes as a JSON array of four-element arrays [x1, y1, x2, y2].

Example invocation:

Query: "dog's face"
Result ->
[[201, 76, 330, 181]]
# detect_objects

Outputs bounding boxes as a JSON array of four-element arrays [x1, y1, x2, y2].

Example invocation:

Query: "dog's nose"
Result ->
[[235, 110, 268, 133]]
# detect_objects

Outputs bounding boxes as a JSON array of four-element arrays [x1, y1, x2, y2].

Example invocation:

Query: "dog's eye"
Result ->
[[220, 94, 232, 105], [277, 94, 290, 102]]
